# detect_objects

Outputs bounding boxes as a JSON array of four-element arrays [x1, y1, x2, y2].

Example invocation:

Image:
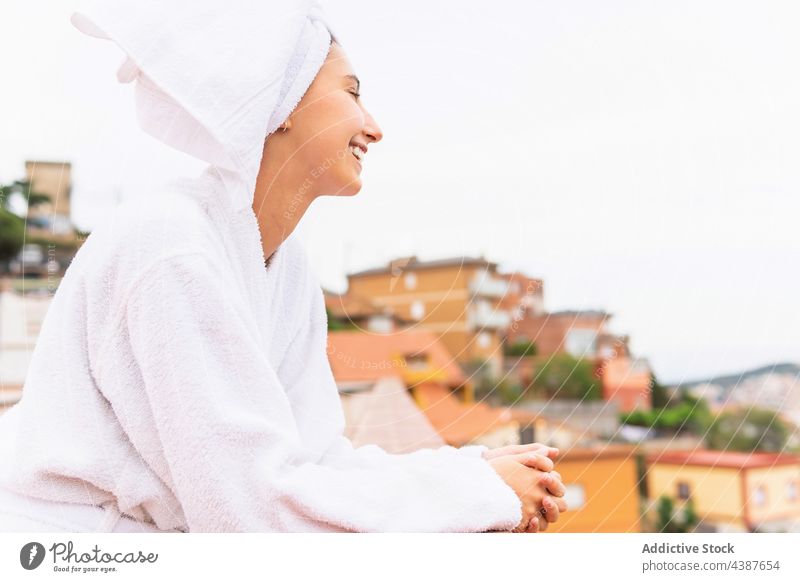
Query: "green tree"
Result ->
[[0, 179, 51, 213], [325, 307, 360, 331], [706, 406, 789, 452], [620, 392, 713, 435], [0, 208, 25, 270], [650, 372, 670, 408], [504, 340, 537, 358], [531, 353, 601, 400], [654, 495, 698, 533], [464, 358, 523, 405]]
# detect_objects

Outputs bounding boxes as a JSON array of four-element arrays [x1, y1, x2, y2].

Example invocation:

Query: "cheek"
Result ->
[[296, 96, 364, 185]]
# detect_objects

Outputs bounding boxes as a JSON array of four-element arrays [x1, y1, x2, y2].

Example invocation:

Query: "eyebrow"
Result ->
[[344, 74, 360, 92]]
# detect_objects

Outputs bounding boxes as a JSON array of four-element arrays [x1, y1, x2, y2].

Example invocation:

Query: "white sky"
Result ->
[[2, 0, 799, 384]]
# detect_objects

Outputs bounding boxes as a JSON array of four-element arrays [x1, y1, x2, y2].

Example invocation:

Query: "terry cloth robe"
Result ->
[[0, 0, 524, 532]]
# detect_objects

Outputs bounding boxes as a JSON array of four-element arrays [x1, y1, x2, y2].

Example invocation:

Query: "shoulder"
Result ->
[[114, 189, 217, 256], [72, 186, 227, 300]]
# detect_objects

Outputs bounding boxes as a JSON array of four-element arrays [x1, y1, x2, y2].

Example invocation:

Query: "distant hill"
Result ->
[[676, 362, 800, 390], [669, 362, 800, 430]]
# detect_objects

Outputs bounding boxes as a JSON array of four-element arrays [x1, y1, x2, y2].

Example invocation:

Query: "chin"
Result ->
[[332, 175, 362, 197]]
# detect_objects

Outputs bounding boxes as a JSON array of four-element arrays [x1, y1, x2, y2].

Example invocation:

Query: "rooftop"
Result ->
[[646, 448, 800, 469], [348, 254, 497, 278]]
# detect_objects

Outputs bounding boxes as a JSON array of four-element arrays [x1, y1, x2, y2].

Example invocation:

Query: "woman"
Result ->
[[0, 0, 567, 533]]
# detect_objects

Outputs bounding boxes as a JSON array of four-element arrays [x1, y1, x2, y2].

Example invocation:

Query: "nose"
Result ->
[[362, 106, 383, 144]]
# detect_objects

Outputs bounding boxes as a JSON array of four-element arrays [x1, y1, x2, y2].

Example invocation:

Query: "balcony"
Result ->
[[468, 301, 511, 330], [468, 272, 511, 299]]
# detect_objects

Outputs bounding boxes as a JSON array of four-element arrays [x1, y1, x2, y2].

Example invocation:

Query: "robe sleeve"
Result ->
[[125, 252, 522, 532]]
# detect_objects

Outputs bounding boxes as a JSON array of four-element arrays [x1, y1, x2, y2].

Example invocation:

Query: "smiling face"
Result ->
[[267, 41, 383, 197]]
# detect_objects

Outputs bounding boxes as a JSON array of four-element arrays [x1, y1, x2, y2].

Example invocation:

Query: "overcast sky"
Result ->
[[2, 0, 799, 384]]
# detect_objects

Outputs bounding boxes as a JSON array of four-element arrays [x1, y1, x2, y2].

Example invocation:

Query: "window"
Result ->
[[787, 481, 798, 502], [564, 484, 585, 510], [753, 485, 767, 507], [367, 315, 393, 334], [564, 328, 597, 358], [410, 300, 425, 320], [477, 332, 491, 348], [404, 272, 417, 290], [404, 352, 429, 371], [677, 482, 691, 500]]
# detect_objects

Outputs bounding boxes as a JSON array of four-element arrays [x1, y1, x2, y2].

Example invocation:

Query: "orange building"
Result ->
[[338, 254, 652, 412], [506, 309, 652, 412], [24, 160, 72, 221], [645, 449, 800, 532], [497, 271, 545, 322], [344, 255, 512, 377], [506, 309, 609, 358], [324, 289, 410, 333], [547, 445, 642, 533]]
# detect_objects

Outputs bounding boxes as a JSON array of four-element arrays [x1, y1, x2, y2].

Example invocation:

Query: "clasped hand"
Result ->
[[482, 443, 568, 533]]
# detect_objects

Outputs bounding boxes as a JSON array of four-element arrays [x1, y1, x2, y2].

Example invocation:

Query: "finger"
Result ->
[[511, 443, 559, 459], [543, 473, 566, 497], [513, 515, 530, 533], [541, 496, 560, 523], [517, 453, 554, 473], [545, 446, 560, 459], [507, 443, 548, 457], [537, 515, 549, 532], [531, 443, 558, 458], [526, 515, 540, 533], [553, 496, 568, 513], [530, 443, 560, 459]]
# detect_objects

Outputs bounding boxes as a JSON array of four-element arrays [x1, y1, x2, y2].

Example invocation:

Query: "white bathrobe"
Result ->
[[0, 168, 523, 532], [0, 0, 524, 532]]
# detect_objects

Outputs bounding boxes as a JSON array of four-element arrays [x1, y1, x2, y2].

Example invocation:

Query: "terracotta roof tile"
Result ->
[[327, 330, 465, 386], [646, 448, 800, 469], [414, 382, 515, 446]]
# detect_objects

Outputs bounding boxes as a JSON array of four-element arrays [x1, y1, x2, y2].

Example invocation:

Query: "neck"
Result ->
[[251, 145, 316, 262]]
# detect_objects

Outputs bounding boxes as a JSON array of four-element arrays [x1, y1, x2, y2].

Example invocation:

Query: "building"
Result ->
[[507, 309, 610, 359], [327, 328, 524, 448], [339, 253, 652, 412], [515, 399, 622, 448], [506, 309, 652, 412], [344, 255, 512, 377], [497, 271, 545, 322], [5, 161, 80, 278], [595, 334, 653, 412], [547, 445, 642, 533], [323, 289, 410, 333], [645, 449, 800, 532], [24, 160, 72, 232]]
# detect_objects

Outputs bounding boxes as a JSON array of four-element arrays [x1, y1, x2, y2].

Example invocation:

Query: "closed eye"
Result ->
[[349, 89, 361, 99]]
